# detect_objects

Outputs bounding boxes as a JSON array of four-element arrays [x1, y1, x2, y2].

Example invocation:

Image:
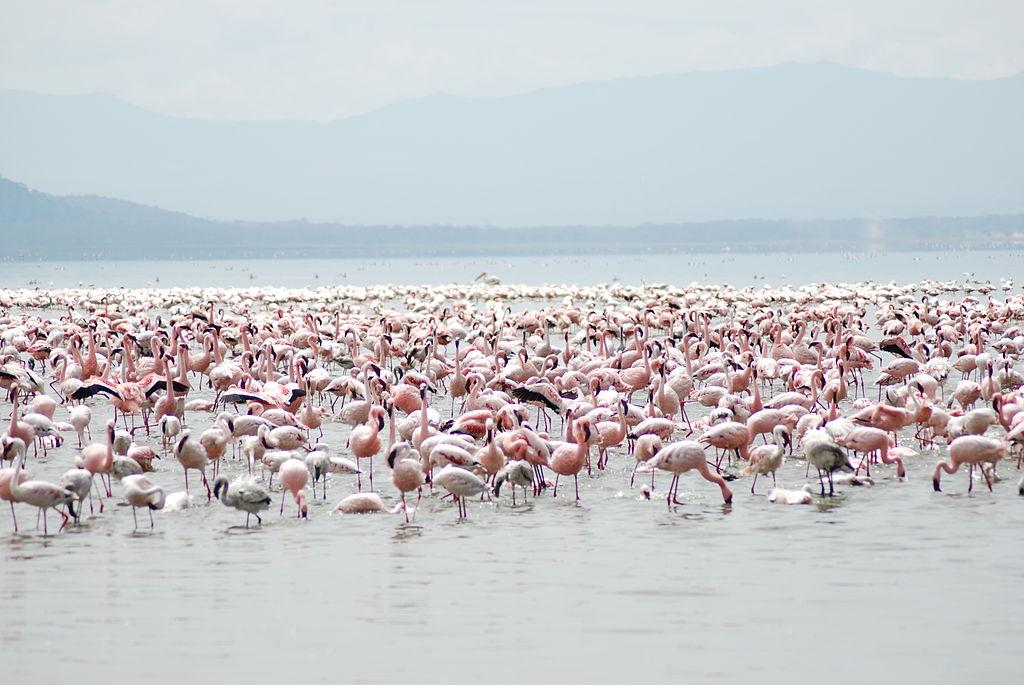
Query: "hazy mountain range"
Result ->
[[2, 62, 1022, 226], [3, 176, 1022, 260]]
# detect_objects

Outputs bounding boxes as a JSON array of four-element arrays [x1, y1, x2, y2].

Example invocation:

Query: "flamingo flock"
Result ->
[[1, 276, 1023, 535]]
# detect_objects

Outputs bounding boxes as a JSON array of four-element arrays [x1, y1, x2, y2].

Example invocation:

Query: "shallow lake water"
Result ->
[[2, 369, 1021, 683], [1, 256, 1022, 683], [2, 248, 1023, 289]]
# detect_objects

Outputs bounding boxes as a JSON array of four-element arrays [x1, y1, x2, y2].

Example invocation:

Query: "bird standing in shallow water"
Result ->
[[387, 441, 424, 522], [120, 474, 166, 529], [4, 438, 75, 534], [932, 435, 1008, 493], [278, 458, 309, 517], [644, 440, 733, 508], [803, 433, 853, 497], [742, 425, 789, 494], [213, 476, 271, 526], [433, 464, 489, 519], [494, 460, 534, 506]]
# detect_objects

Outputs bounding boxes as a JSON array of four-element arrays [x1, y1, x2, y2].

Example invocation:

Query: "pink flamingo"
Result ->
[[645, 440, 733, 508], [741, 425, 789, 494], [277, 458, 309, 517], [548, 419, 592, 501], [387, 442, 424, 522], [80, 419, 115, 500], [349, 405, 386, 491], [593, 400, 628, 469], [506, 423, 551, 495], [0, 455, 28, 531], [698, 421, 751, 470], [8, 389, 35, 450], [5, 438, 75, 534], [839, 426, 907, 478], [932, 435, 1008, 493]]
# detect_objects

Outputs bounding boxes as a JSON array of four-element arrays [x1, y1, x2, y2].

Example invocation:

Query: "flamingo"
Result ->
[[493, 460, 534, 506], [804, 432, 854, 496], [386, 441, 424, 522], [4, 438, 75, 534], [433, 464, 489, 519], [932, 435, 1008, 493], [174, 430, 212, 500], [548, 418, 592, 501], [213, 476, 272, 526], [349, 405, 386, 491], [80, 419, 116, 499], [120, 475, 166, 530], [278, 458, 309, 517], [644, 440, 733, 507], [839, 426, 907, 479], [741, 425, 789, 494], [332, 492, 405, 514], [0, 456, 28, 531]]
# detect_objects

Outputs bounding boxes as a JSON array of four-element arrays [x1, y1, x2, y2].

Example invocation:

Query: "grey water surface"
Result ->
[[2, 248, 1022, 289]]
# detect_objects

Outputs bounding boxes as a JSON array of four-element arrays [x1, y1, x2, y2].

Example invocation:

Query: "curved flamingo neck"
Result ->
[[10, 391, 20, 430], [809, 373, 821, 406], [71, 341, 85, 367], [87, 330, 97, 363], [8, 445, 27, 497], [165, 362, 175, 401], [123, 340, 136, 378]]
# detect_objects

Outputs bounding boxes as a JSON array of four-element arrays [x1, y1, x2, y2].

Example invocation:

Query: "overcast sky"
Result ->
[[2, 1, 1021, 121]]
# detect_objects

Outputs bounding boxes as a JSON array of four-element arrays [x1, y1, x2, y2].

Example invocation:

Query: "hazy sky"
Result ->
[[2, 1, 1022, 121]]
